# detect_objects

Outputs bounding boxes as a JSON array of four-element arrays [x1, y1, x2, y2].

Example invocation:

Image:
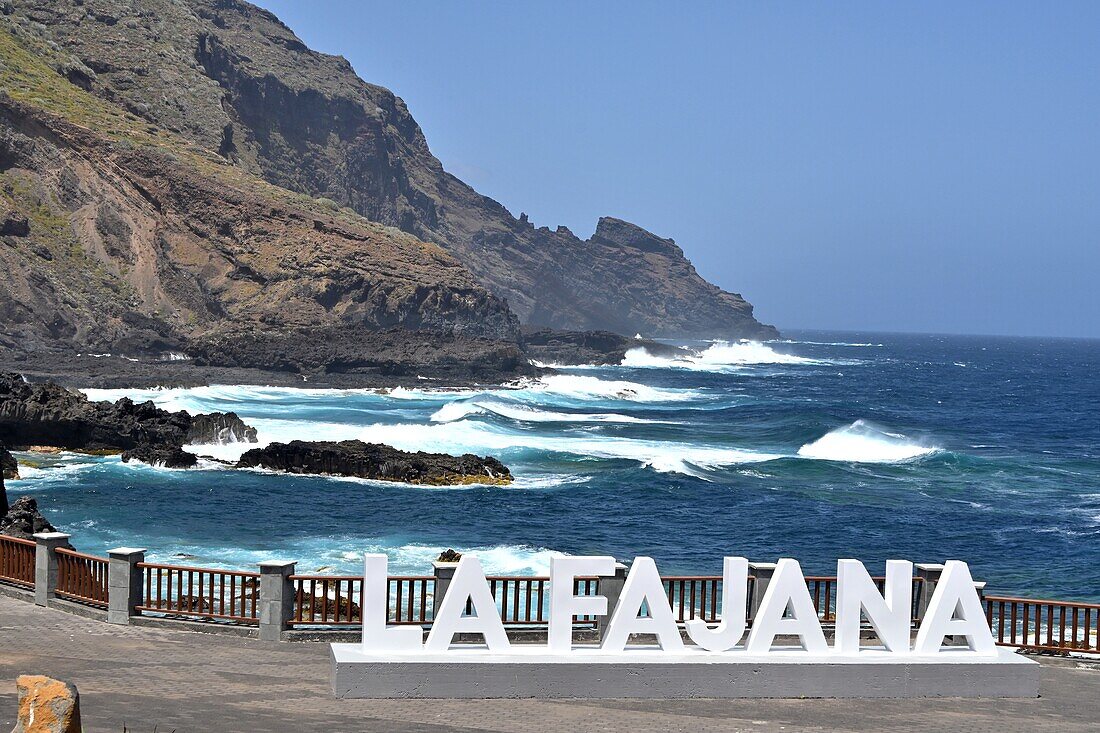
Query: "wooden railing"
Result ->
[[288, 575, 601, 627], [8, 545, 1100, 657], [0, 535, 35, 588], [137, 562, 260, 623], [290, 575, 434, 626], [665, 576, 730, 623], [55, 548, 108, 608], [985, 595, 1100, 655], [805, 576, 926, 622]]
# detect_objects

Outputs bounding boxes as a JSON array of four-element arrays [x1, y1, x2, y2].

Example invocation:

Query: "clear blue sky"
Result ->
[[256, 1, 1098, 338]]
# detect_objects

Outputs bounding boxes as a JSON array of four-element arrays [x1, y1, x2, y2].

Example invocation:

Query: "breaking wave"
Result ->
[[143, 539, 566, 575], [524, 374, 702, 402], [621, 341, 828, 371], [354, 420, 780, 476], [429, 399, 665, 424], [797, 420, 939, 463]]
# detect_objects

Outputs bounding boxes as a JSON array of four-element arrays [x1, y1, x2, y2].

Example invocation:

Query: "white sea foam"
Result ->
[[525, 374, 700, 402], [429, 399, 665, 424], [144, 539, 566, 575], [797, 420, 939, 463], [354, 420, 779, 476], [621, 341, 828, 372]]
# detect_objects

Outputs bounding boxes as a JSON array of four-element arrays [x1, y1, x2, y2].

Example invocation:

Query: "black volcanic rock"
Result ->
[[121, 444, 198, 469], [187, 412, 257, 444], [521, 328, 686, 366], [0, 496, 62, 541], [0, 447, 9, 517], [0, 372, 190, 451], [186, 327, 538, 382], [0, 373, 256, 467], [0, 441, 16, 481], [1, 210, 29, 237], [237, 440, 512, 485]]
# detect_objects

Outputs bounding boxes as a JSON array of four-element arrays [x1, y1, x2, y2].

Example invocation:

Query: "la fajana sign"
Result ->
[[330, 554, 1039, 699], [360, 554, 995, 656]]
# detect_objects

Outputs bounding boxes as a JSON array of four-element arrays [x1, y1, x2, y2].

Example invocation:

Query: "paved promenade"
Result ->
[[1, 596, 1099, 732]]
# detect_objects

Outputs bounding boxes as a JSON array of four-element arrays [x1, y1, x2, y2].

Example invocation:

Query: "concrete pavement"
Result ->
[[1, 595, 1098, 732]]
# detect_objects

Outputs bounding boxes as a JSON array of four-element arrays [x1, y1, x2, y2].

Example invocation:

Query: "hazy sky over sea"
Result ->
[[257, 1, 1098, 338]]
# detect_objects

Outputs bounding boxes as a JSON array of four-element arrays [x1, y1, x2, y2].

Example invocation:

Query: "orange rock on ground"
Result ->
[[13, 675, 81, 733]]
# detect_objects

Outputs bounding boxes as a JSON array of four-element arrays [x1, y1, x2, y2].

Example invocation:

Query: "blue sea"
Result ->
[[8, 332, 1099, 600]]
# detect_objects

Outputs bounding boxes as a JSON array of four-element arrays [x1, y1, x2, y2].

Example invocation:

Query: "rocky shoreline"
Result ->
[[0, 328, 685, 390], [0, 368, 518, 540], [238, 440, 512, 486], [0, 372, 256, 454]]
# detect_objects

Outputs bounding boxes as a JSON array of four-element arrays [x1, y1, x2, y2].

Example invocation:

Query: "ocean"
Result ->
[[8, 332, 1099, 600]]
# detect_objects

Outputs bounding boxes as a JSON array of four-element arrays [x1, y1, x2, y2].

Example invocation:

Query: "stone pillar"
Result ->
[[596, 562, 628, 642], [747, 562, 777, 622], [33, 532, 70, 606], [106, 547, 146, 624], [914, 563, 944, 622], [258, 560, 296, 642], [432, 561, 459, 621]]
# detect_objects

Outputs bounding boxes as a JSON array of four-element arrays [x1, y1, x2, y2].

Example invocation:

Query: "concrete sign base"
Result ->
[[330, 644, 1039, 699]]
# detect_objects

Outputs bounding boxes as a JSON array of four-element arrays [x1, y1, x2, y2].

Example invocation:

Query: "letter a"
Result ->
[[601, 557, 684, 652], [746, 558, 828, 653], [913, 560, 997, 655], [425, 555, 510, 651]]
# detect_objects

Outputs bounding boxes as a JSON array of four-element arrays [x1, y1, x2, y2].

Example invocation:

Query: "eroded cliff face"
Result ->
[[3, 0, 777, 340], [0, 23, 518, 357]]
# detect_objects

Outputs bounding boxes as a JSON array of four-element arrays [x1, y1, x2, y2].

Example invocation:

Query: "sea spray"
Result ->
[[797, 420, 939, 463], [621, 340, 834, 371]]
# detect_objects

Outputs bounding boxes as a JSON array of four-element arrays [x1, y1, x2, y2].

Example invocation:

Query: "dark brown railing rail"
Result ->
[[55, 548, 108, 608], [665, 576, 729, 623], [5, 546, 1100, 657], [290, 575, 434, 626], [487, 576, 548, 624], [805, 576, 926, 622], [137, 562, 260, 623], [0, 535, 35, 589], [985, 595, 1100, 655]]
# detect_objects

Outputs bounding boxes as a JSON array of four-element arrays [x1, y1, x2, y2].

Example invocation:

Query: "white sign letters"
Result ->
[[360, 553, 998, 658]]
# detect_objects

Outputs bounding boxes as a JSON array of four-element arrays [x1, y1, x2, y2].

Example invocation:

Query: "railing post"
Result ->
[[432, 561, 459, 621], [258, 561, 296, 642], [107, 547, 145, 624], [33, 532, 70, 606], [747, 562, 776, 622], [596, 562, 628, 642], [914, 563, 944, 622]]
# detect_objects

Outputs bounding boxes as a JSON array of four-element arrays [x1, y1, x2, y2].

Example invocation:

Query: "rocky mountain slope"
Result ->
[[0, 12, 518, 369], [1, 0, 776, 343]]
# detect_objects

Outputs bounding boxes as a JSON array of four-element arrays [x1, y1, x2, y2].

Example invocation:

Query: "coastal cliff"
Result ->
[[0, 0, 775, 361]]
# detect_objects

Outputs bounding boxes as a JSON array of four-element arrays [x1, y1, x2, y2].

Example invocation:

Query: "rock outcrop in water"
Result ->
[[0, 0, 775, 372], [0, 496, 61, 541], [0, 373, 256, 466], [186, 413, 258, 445], [120, 445, 199, 470], [237, 440, 513, 486]]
